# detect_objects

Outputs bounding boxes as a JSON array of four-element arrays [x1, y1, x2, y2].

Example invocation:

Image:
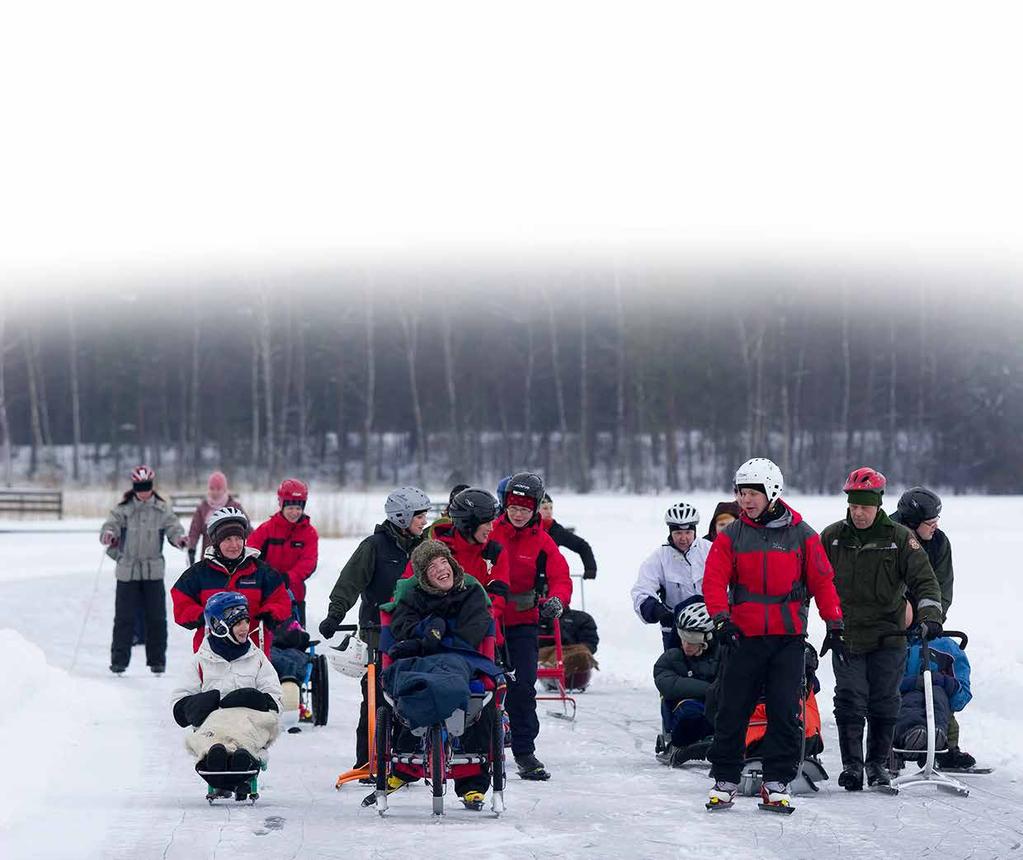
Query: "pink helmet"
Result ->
[[131, 465, 156, 484], [843, 467, 887, 493], [277, 478, 308, 506]]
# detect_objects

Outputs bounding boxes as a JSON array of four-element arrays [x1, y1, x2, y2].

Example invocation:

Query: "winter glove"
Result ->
[[220, 687, 278, 712], [389, 639, 424, 660], [173, 689, 221, 728], [820, 621, 847, 666], [539, 596, 564, 620], [100, 531, 118, 547], [582, 568, 597, 580], [421, 618, 447, 654], [318, 616, 341, 639], [657, 603, 676, 627], [187, 548, 196, 566], [481, 540, 503, 564], [174, 536, 188, 549], [274, 627, 311, 651], [180, 616, 204, 631], [712, 613, 743, 649], [920, 619, 943, 641], [255, 612, 278, 627]]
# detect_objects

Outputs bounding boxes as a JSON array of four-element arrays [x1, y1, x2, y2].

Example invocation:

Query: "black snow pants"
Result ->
[[832, 646, 907, 726], [708, 635, 804, 785], [505, 624, 541, 757], [111, 579, 167, 669]]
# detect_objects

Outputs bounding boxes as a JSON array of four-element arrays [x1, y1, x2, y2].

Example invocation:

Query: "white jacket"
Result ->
[[630, 538, 713, 627], [171, 638, 283, 763]]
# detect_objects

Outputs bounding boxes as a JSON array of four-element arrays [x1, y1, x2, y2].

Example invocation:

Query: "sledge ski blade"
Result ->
[[758, 802, 795, 814], [869, 784, 899, 795], [705, 799, 734, 811], [940, 766, 993, 774]]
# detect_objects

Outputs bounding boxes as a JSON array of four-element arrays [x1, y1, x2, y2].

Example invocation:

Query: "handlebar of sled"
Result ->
[[878, 627, 967, 655]]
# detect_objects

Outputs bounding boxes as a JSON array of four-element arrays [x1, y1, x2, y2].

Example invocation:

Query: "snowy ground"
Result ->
[[1, 493, 1021, 859]]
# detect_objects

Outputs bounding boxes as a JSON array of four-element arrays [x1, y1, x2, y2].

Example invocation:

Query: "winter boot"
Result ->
[[150, 665, 165, 675], [515, 753, 551, 781], [836, 722, 865, 791], [203, 744, 230, 772], [937, 747, 977, 770], [110, 663, 127, 674], [228, 749, 258, 773], [865, 719, 896, 787]]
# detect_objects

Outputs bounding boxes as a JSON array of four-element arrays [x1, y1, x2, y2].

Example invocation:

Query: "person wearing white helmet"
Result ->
[[318, 486, 431, 771], [702, 457, 843, 811], [631, 501, 713, 650]]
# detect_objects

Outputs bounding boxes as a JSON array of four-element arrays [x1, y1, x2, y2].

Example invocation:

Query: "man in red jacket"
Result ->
[[702, 458, 845, 810], [426, 487, 510, 643], [248, 478, 319, 627], [490, 472, 572, 781]]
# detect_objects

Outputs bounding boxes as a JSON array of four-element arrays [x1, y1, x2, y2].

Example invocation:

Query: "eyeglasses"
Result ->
[[921, 518, 940, 527]]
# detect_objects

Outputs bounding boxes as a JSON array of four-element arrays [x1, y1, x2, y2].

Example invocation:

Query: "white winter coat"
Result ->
[[630, 538, 713, 628], [171, 638, 283, 763]]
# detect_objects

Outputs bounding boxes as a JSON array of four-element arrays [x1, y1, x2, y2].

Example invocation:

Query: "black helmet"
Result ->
[[448, 488, 501, 542], [503, 472, 544, 506], [896, 486, 942, 528]]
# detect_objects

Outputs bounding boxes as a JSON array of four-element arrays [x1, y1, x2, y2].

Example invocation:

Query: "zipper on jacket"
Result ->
[[762, 532, 769, 635]]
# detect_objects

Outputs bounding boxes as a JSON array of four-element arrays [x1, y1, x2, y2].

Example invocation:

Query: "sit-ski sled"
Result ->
[[198, 764, 263, 805]]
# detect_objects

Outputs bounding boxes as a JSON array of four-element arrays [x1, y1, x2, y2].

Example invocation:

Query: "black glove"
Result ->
[[389, 639, 424, 660], [421, 618, 447, 654], [481, 540, 503, 564], [712, 613, 743, 649], [187, 548, 196, 566], [319, 616, 341, 639], [820, 621, 847, 666], [920, 619, 943, 641], [181, 616, 204, 631], [256, 613, 277, 627], [174, 689, 221, 728], [539, 596, 564, 620], [220, 687, 278, 712], [582, 568, 597, 580], [275, 627, 311, 651], [657, 603, 676, 626]]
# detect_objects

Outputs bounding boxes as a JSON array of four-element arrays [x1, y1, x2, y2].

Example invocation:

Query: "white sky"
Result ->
[[2, 1, 1022, 290]]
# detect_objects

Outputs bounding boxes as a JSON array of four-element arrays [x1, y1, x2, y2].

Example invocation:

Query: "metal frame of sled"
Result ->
[[536, 615, 577, 721], [882, 628, 970, 797]]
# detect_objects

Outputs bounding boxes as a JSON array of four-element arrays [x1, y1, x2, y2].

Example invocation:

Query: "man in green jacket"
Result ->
[[318, 486, 431, 769], [821, 467, 944, 791]]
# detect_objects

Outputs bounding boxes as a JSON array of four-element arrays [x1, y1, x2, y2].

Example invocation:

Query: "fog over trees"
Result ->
[[1, 261, 1020, 494]]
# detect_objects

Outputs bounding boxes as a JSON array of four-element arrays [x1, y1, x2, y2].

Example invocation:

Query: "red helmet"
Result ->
[[277, 478, 308, 506], [131, 465, 155, 484], [843, 467, 887, 493]]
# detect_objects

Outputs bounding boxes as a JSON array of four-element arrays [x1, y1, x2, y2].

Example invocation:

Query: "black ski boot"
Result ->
[[837, 722, 865, 791], [515, 753, 551, 781], [937, 747, 977, 770], [865, 719, 896, 788], [203, 744, 230, 772]]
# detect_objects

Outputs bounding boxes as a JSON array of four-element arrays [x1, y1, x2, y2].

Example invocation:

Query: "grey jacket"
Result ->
[[101, 495, 186, 582]]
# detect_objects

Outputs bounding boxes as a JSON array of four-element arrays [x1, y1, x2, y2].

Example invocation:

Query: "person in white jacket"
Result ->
[[631, 502, 713, 650], [171, 592, 283, 789]]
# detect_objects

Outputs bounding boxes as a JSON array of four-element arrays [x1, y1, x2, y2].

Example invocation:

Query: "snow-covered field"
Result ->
[[1, 492, 1021, 859]]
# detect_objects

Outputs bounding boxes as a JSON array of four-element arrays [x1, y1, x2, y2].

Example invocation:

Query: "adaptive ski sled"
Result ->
[[882, 628, 971, 797]]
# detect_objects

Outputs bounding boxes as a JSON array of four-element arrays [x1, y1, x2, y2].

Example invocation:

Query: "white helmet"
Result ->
[[385, 487, 432, 530], [676, 600, 714, 634], [734, 458, 784, 505], [665, 502, 700, 529], [205, 506, 249, 537], [327, 634, 369, 678]]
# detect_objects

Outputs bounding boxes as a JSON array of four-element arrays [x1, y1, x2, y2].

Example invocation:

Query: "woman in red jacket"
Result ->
[[702, 458, 844, 811], [247, 478, 319, 627], [490, 472, 572, 781]]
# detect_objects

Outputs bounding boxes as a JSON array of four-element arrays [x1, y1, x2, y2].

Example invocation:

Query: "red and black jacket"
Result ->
[[489, 515, 572, 628], [171, 548, 292, 654], [247, 512, 319, 603], [703, 500, 842, 637]]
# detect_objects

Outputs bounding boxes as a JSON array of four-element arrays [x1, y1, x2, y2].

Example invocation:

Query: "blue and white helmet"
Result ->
[[204, 591, 249, 640]]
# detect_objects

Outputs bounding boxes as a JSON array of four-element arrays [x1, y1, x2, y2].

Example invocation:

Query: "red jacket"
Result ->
[[247, 512, 319, 603], [703, 500, 842, 637], [422, 521, 511, 643], [490, 515, 572, 628], [171, 548, 292, 654]]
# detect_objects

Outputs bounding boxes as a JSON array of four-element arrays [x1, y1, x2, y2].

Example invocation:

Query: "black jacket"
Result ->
[[547, 520, 597, 575], [390, 576, 492, 651], [540, 607, 599, 653], [653, 642, 721, 703]]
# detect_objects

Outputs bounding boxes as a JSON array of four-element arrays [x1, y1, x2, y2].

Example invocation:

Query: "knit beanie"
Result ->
[[410, 539, 465, 595], [846, 489, 883, 507]]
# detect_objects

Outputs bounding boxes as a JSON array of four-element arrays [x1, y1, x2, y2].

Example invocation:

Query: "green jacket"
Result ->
[[821, 509, 943, 654], [326, 520, 423, 649]]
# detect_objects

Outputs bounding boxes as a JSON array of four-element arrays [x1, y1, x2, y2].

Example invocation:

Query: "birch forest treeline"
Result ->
[[1, 264, 1020, 494]]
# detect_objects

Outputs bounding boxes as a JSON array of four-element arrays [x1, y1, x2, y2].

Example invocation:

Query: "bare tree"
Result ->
[[0, 308, 12, 485], [67, 303, 83, 482], [250, 327, 261, 467], [578, 285, 592, 492], [22, 329, 46, 477], [188, 310, 202, 481], [361, 280, 376, 489], [256, 291, 275, 482], [840, 283, 852, 467], [397, 293, 427, 484], [295, 318, 308, 469], [440, 311, 461, 475], [543, 287, 571, 484], [613, 266, 628, 486]]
